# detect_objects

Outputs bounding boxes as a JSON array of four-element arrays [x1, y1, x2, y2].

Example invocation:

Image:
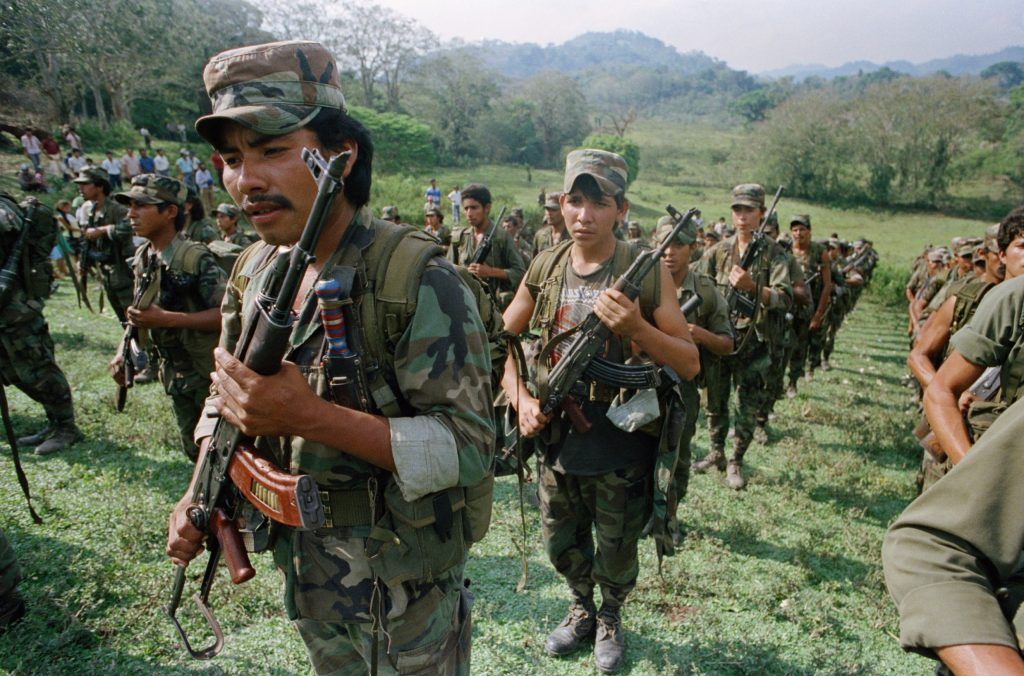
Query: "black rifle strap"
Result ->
[[505, 333, 532, 593], [0, 383, 42, 524]]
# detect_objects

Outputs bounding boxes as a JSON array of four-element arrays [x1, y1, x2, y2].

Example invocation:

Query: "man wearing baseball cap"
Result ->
[[110, 174, 226, 461], [165, 41, 493, 674], [501, 148, 699, 673], [533, 191, 567, 256], [74, 166, 133, 323], [213, 202, 255, 246]]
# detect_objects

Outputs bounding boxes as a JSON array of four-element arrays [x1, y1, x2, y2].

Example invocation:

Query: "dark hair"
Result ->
[[306, 107, 373, 208], [997, 206, 1024, 252], [185, 192, 205, 221], [157, 202, 187, 231], [461, 183, 492, 206], [568, 174, 626, 209]]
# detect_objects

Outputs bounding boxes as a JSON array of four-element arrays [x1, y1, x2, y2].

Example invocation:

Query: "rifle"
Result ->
[[0, 201, 36, 306], [167, 149, 348, 659], [535, 205, 698, 433], [114, 252, 159, 412], [915, 365, 1001, 462], [467, 206, 507, 266], [725, 186, 784, 321]]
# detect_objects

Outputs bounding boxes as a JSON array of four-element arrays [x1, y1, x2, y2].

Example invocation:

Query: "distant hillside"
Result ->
[[443, 30, 724, 80], [762, 45, 1024, 81]]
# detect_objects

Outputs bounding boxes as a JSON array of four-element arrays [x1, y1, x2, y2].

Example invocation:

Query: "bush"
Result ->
[[580, 133, 641, 185], [74, 120, 140, 155], [350, 105, 436, 174]]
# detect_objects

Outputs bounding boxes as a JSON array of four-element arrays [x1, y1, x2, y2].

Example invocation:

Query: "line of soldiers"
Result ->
[[4, 40, 886, 673]]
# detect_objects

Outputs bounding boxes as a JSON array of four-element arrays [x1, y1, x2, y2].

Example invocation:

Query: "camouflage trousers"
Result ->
[[278, 528, 471, 675], [0, 303, 75, 428], [99, 264, 133, 324], [537, 461, 651, 608], [0, 528, 21, 599], [705, 337, 771, 460], [787, 315, 814, 384], [824, 309, 845, 360], [760, 337, 790, 423], [673, 380, 701, 500]]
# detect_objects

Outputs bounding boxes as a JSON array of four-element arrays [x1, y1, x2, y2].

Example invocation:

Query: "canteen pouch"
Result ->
[[607, 388, 661, 433]]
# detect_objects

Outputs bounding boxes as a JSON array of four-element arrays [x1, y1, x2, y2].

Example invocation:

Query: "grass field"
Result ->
[[0, 126, 999, 674]]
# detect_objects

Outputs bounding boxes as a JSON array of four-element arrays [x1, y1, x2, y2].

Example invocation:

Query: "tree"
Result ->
[[981, 61, 1024, 92], [580, 134, 640, 185]]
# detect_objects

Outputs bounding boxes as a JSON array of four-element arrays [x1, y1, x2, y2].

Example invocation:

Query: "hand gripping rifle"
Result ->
[[725, 186, 783, 321], [535, 206, 698, 433], [167, 149, 348, 659], [467, 206, 506, 265], [114, 252, 159, 412]]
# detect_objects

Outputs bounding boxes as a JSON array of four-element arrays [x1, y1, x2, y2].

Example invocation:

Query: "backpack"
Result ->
[[0, 193, 56, 301]]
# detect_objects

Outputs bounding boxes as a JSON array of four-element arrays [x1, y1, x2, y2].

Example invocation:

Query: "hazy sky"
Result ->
[[375, 0, 1024, 72]]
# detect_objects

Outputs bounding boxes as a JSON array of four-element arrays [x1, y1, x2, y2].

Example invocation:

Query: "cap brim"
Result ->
[[195, 104, 321, 144], [564, 170, 623, 197], [731, 199, 762, 209], [114, 191, 161, 205]]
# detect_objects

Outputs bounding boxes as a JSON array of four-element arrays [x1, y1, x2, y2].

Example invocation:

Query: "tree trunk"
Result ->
[[91, 85, 108, 129]]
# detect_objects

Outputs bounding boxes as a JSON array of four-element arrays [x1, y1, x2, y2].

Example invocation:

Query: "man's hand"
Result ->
[[167, 494, 205, 567], [810, 316, 822, 331], [468, 262, 496, 278], [594, 288, 644, 338], [958, 390, 978, 414], [109, 353, 125, 384], [127, 304, 174, 329], [211, 347, 322, 438], [83, 226, 107, 241], [515, 394, 551, 438], [729, 265, 756, 293]]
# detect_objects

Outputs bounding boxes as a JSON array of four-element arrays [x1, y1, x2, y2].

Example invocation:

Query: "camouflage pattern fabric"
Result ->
[[81, 198, 132, 322], [0, 529, 20, 599], [707, 344, 772, 459], [448, 223, 526, 306], [223, 230, 257, 247], [185, 218, 218, 245], [114, 173, 188, 205], [532, 225, 568, 257], [537, 461, 651, 608]]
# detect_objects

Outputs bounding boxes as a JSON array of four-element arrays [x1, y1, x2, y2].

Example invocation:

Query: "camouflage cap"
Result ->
[[114, 174, 187, 206], [73, 167, 111, 188], [983, 223, 1000, 253], [215, 202, 241, 218], [927, 247, 950, 263], [704, 229, 721, 242], [381, 205, 399, 221], [956, 238, 982, 257], [790, 214, 812, 228], [563, 149, 628, 197], [655, 214, 698, 245], [544, 191, 563, 210], [828, 237, 842, 249], [424, 204, 443, 218], [195, 40, 347, 143], [731, 183, 765, 209]]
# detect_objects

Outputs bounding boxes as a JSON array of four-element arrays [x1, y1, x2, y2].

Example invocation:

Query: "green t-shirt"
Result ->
[[950, 275, 1024, 404]]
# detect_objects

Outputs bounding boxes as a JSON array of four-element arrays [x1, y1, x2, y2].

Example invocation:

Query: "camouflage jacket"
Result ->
[[701, 235, 793, 339], [223, 230, 257, 247], [185, 218, 218, 244], [81, 198, 131, 269], [532, 224, 569, 257]]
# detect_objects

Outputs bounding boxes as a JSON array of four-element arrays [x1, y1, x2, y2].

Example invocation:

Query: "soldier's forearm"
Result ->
[[935, 644, 1024, 676]]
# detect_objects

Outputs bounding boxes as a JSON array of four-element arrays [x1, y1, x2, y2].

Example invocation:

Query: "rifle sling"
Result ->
[[0, 383, 42, 524]]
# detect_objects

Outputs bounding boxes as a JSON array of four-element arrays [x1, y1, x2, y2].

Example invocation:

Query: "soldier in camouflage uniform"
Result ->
[[0, 529, 24, 628], [422, 204, 451, 250], [692, 184, 793, 490], [75, 167, 133, 323], [213, 203, 257, 246], [654, 216, 733, 501], [448, 183, 526, 309], [533, 191, 568, 256], [502, 212, 534, 265], [166, 40, 493, 674], [109, 175, 226, 461], [1, 194, 83, 456], [786, 215, 832, 394], [501, 150, 700, 673], [182, 192, 219, 244]]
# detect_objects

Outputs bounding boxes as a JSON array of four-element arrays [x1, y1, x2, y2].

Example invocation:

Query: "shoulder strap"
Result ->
[[231, 240, 276, 300], [170, 238, 209, 275], [951, 278, 995, 334]]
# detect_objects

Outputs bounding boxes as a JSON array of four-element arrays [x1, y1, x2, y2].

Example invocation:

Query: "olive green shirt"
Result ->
[[448, 221, 526, 297]]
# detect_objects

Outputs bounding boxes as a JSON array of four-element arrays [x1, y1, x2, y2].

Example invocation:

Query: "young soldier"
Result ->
[[213, 202, 256, 246], [502, 149, 699, 673], [423, 203, 451, 249], [448, 183, 526, 309], [1, 194, 82, 455], [533, 191, 567, 256], [109, 175, 226, 461], [75, 167, 133, 323], [924, 207, 1024, 464], [181, 192, 218, 244], [787, 214, 832, 391], [692, 184, 793, 490], [166, 40, 493, 674], [654, 215, 734, 500]]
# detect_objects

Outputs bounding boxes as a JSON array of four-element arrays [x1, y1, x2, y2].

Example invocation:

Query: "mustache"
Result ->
[[242, 194, 294, 210]]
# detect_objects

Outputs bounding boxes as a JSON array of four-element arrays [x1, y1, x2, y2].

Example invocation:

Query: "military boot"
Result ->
[[726, 460, 747, 491], [754, 423, 769, 445], [34, 424, 83, 456], [545, 594, 596, 657], [0, 590, 25, 630], [821, 359, 831, 372], [594, 604, 625, 674], [15, 426, 52, 447], [692, 447, 726, 473], [786, 383, 798, 399]]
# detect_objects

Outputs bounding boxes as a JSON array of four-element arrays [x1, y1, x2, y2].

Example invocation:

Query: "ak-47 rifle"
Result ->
[[167, 149, 348, 659], [114, 252, 159, 412], [726, 186, 784, 321], [535, 205, 698, 433], [915, 365, 1001, 462], [467, 206, 507, 266]]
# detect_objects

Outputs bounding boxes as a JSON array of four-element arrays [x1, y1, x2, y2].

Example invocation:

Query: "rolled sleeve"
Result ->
[[389, 416, 459, 502]]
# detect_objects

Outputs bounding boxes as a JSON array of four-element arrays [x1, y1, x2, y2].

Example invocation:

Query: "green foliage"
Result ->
[[731, 89, 774, 122], [981, 61, 1024, 91], [580, 134, 641, 185], [75, 121, 140, 154], [349, 105, 436, 174]]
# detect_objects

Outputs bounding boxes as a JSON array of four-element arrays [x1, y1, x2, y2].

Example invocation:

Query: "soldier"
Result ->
[[165, 40, 493, 674], [181, 191, 218, 244], [448, 183, 525, 309], [502, 212, 533, 265], [787, 215, 832, 393], [422, 203, 451, 249], [109, 174, 226, 461], [0, 529, 23, 628], [533, 191, 568, 256], [213, 202, 256, 246], [501, 149, 699, 673], [1, 194, 83, 455], [692, 184, 793, 489], [75, 167, 133, 323], [654, 215, 734, 501], [924, 207, 1024, 463], [380, 205, 401, 223]]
